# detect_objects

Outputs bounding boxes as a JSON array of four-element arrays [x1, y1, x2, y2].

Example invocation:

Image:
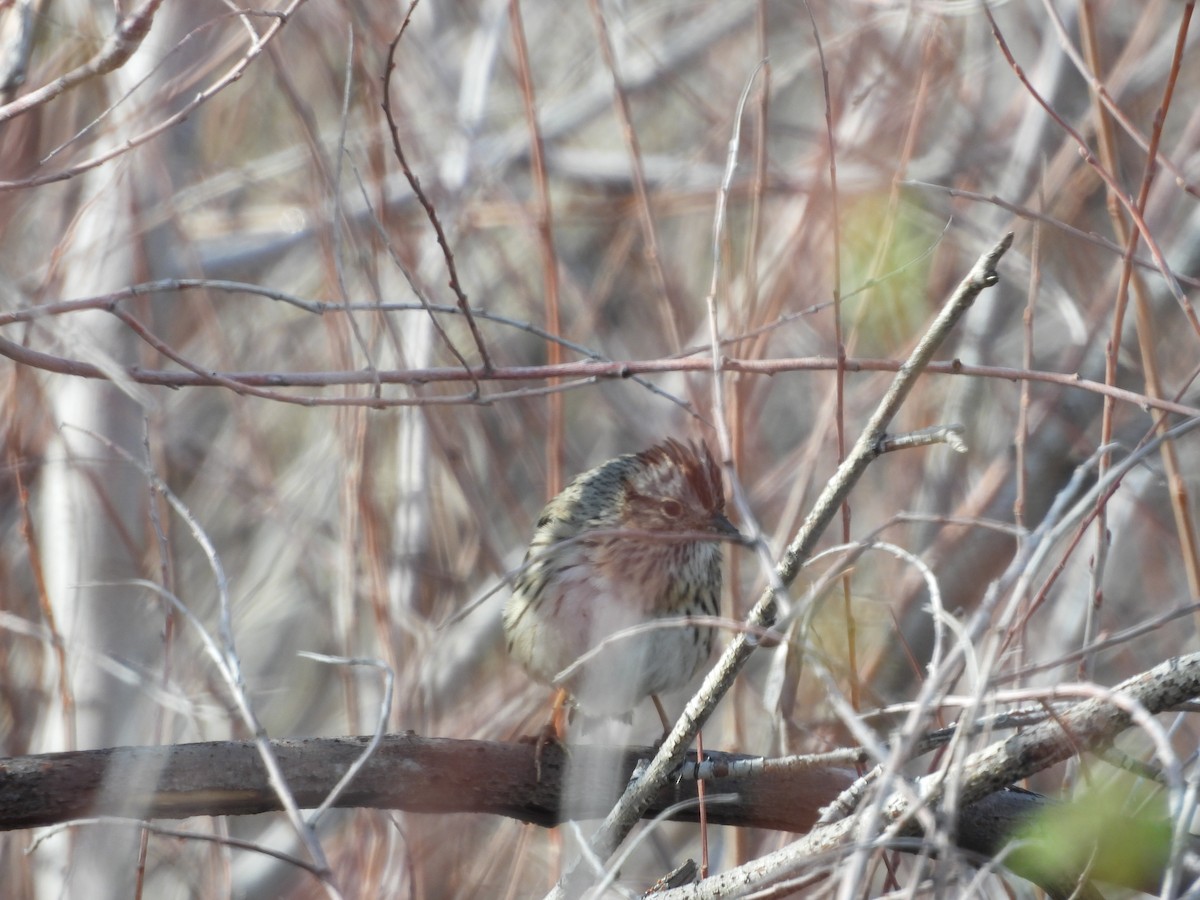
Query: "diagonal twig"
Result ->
[[550, 232, 1014, 898]]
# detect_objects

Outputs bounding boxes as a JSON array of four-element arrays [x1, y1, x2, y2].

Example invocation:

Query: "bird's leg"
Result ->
[[649, 693, 709, 874], [651, 693, 672, 738], [551, 687, 571, 739], [534, 687, 571, 783]]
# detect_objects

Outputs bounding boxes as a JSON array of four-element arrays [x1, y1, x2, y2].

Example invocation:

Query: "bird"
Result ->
[[502, 438, 738, 740]]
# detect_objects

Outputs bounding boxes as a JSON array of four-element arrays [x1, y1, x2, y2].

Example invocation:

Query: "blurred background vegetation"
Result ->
[[1, 0, 1199, 896]]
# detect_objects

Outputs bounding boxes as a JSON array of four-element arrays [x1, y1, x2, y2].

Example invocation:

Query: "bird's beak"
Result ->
[[712, 512, 742, 542]]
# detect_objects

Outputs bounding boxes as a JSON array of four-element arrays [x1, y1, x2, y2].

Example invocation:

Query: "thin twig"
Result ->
[[983, 4, 1194, 327], [0, 4, 305, 190], [11, 334, 1200, 416], [297, 653, 394, 826], [67, 429, 341, 896], [383, 7, 492, 378], [0, 0, 167, 126], [586, 0, 682, 353], [26, 816, 319, 871]]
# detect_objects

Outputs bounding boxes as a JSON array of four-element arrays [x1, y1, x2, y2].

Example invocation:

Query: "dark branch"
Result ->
[[0, 733, 1185, 896]]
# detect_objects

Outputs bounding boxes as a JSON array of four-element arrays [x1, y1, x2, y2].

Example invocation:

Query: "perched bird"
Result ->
[[503, 439, 738, 734]]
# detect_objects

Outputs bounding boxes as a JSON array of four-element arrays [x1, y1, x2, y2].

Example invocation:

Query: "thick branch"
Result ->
[[0, 736, 853, 834], [0, 733, 1184, 896]]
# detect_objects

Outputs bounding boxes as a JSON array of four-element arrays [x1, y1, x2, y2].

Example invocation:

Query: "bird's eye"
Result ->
[[661, 498, 683, 518]]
